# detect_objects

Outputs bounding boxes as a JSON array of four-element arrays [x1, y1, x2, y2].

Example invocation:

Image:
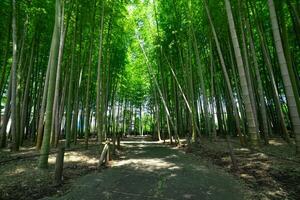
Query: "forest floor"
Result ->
[[189, 137, 300, 200], [0, 139, 102, 200], [0, 136, 299, 200], [44, 136, 250, 200]]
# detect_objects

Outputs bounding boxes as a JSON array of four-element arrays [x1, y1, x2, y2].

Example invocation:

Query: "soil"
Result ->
[[187, 138, 300, 200], [0, 139, 102, 200]]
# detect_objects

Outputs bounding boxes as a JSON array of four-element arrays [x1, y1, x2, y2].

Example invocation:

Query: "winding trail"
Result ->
[[50, 137, 248, 200]]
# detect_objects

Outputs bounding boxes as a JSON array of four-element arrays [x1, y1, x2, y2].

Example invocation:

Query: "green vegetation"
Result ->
[[0, 0, 300, 199]]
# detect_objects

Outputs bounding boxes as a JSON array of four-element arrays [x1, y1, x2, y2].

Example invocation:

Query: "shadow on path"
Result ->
[[46, 137, 249, 200]]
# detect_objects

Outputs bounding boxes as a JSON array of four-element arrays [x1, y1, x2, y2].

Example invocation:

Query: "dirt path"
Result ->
[[46, 138, 249, 200]]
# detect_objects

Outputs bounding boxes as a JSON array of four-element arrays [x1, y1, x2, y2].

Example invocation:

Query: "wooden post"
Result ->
[[98, 142, 109, 168], [117, 135, 121, 149], [105, 144, 110, 166], [54, 146, 65, 185]]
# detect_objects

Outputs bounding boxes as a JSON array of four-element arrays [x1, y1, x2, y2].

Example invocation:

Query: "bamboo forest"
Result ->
[[0, 0, 300, 199]]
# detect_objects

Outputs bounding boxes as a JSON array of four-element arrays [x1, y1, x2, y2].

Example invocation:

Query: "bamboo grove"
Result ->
[[0, 0, 299, 169]]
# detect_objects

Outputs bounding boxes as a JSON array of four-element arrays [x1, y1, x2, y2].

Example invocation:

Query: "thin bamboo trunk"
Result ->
[[11, 0, 19, 151], [204, 0, 245, 146], [247, 21, 270, 144], [96, 0, 105, 144], [38, 0, 62, 168], [51, 2, 66, 146], [20, 40, 35, 145], [0, 73, 12, 148], [225, 0, 259, 147], [65, 15, 78, 148], [36, 59, 51, 150]]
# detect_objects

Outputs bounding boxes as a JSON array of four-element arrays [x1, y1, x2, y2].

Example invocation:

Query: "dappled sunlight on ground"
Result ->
[[2, 136, 298, 199], [50, 137, 247, 200], [235, 147, 251, 152], [3, 166, 26, 177], [130, 149, 147, 155], [48, 151, 98, 165], [122, 140, 158, 144], [0, 142, 101, 200], [112, 158, 181, 172], [269, 139, 285, 146], [165, 154, 179, 159], [188, 163, 214, 173], [190, 137, 300, 199], [157, 139, 187, 144]]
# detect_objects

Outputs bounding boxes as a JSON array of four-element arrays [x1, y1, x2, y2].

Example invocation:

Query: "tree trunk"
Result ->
[[65, 15, 78, 148], [51, 2, 66, 147], [96, 0, 105, 145], [204, 0, 245, 146], [36, 59, 51, 150], [11, 0, 19, 151], [224, 0, 259, 148], [38, 0, 62, 168], [247, 21, 270, 144], [268, 0, 300, 153]]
